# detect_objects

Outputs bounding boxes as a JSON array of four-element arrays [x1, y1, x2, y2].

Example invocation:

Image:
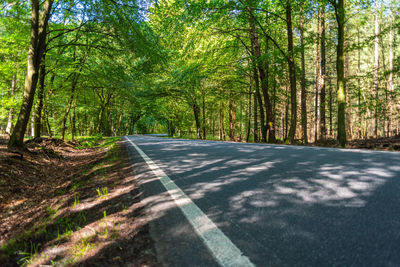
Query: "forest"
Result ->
[[1, 0, 399, 148], [1, 0, 400, 265]]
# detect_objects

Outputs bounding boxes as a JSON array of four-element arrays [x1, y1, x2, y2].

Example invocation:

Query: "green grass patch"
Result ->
[[75, 136, 120, 149]]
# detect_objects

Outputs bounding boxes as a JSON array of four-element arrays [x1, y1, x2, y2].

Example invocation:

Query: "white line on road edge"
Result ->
[[126, 137, 255, 267]]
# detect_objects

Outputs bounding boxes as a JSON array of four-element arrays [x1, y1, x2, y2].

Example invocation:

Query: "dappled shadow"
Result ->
[[0, 141, 158, 266], [126, 136, 400, 266]]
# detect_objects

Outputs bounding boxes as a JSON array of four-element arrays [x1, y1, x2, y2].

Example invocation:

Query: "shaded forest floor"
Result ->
[[170, 134, 400, 151], [314, 135, 400, 151], [0, 136, 157, 266]]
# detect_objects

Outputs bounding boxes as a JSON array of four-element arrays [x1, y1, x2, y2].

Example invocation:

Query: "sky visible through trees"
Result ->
[[1, 0, 399, 148]]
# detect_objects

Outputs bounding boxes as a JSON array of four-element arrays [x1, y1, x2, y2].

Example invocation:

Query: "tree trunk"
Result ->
[[300, 5, 308, 144], [34, 51, 46, 139], [219, 101, 224, 140], [61, 77, 78, 140], [229, 97, 234, 140], [192, 102, 201, 139], [357, 26, 362, 139], [129, 113, 142, 134], [8, 0, 53, 149], [373, 2, 379, 137], [71, 99, 77, 140], [319, 4, 327, 141], [30, 110, 35, 137], [246, 84, 252, 143], [286, 0, 297, 144], [45, 108, 52, 138], [329, 77, 333, 137], [253, 89, 258, 142], [335, 0, 346, 147], [202, 89, 206, 139], [251, 47, 264, 142], [284, 85, 289, 140], [388, 1, 394, 137], [6, 74, 16, 136], [249, 9, 274, 143], [314, 8, 320, 142]]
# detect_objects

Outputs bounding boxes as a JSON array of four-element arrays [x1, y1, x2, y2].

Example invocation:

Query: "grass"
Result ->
[[17, 241, 39, 266], [96, 187, 109, 199], [76, 136, 120, 149], [71, 236, 96, 259], [73, 195, 80, 207]]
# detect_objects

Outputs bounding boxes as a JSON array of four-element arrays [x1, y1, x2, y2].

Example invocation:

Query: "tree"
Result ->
[[331, 0, 346, 147], [8, 0, 53, 149]]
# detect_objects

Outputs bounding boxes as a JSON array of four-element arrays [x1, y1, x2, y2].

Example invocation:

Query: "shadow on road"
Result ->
[[127, 136, 400, 266]]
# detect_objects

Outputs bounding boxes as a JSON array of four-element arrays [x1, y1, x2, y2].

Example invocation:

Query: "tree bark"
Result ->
[[8, 0, 53, 149], [388, 1, 394, 137], [253, 88, 258, 142], [319, 4, 327, 141], [128, 113, 142, 134], [335, 0, 346, 147], [34, 51, 46, 138], [373, 2, 379, 137], [250, 42, 264, 143], [357, 26, 362, 138], [192, 102, 201, 139], [246, 84, 252, 142], [314, 8, 320, 142], [300, 5, 308, 144], [286, 0, 297, 144], [248, 8, 275, 143], [219, 101, 224, 140], [6, 74, 16, 136], [229, 97, 234, 140], [202, 89, 206, 139]]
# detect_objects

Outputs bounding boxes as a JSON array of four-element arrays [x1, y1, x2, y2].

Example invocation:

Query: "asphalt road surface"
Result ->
[[124, 135, 400, 267]]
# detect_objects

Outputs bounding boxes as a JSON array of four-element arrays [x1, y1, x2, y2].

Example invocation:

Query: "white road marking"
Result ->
[[125, 137, 255, 267]]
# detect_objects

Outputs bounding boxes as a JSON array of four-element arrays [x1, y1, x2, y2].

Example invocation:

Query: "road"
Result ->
[[124, 135, 400, 267]]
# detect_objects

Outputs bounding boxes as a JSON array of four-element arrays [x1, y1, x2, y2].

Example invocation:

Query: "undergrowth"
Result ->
[[0, 136, 121, 266]]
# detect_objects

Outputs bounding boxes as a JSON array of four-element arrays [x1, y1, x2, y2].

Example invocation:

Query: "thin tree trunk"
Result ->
[[335, 0, 346, 147], [286, 0, 297, 144], [329, 77, 333, 137], [253, 89, 258, 142], [45, 108, 52, 137], [34, 51, 46, 138], [285, 84, 289, 140], [8, 0, 53, 149], [314, 28, 320, 143], [229, 97, 234, 140], [246, 86, 252, 143], [357, 26, 362, 139], [219, 101, 223, 140], [300, 5, 308, 144], [373, 2, 379, 137], [192, 102, 201, 139], [31, 110, 35, 137], [71, 99, 77, 140], [202, 89, 206, 139], [61, 75, 78, 140], [320, 4, 327, 141], [249, 6, 275, 143], [6, 74, 16, 136], [388, 0, 394, 137]]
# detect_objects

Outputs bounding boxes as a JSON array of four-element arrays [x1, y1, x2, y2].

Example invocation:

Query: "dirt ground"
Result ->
[[0, 137, 158, 266], [311, 135, 400, 150]]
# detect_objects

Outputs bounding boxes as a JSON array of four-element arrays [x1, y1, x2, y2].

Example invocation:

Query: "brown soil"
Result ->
[[0, 137, 158, 266]]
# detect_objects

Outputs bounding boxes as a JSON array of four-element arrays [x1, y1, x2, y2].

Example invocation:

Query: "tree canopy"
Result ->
[[1, 0, 400, 147]]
